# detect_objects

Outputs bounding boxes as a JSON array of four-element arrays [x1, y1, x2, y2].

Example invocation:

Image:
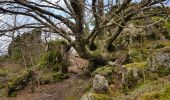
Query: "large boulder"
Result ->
[[8, 29, 45, 67], [81, 74, 111, 100], [92, 74, 109, 93], [121, 62, 147, 92], [148, 47, 170, 68], [147, 47, 170, 77]]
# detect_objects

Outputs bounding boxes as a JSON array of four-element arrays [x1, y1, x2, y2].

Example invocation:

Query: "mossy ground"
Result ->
[[0, 20, 170, 99], [124, 62, 147, 68], [89, 38, 170, 99], [0, 39, 71, 97]]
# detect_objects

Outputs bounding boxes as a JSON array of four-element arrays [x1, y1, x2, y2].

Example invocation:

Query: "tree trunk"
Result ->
[[73, 39, 109, 72]]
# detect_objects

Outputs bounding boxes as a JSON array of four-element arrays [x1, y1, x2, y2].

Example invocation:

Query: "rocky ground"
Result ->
[[13, 74, 90, 100], [0, 57, 91, 100]]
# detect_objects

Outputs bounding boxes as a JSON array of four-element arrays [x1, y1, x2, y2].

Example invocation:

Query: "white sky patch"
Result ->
[[0, 36, 11, 55]]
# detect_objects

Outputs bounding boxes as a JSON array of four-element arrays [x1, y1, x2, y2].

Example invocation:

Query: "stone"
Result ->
[[147, 47, 170, 77], [81, 93, 93, 100], [92, 74, 109, 93], [148, 47, 170, 70], [108, 61, 117, 66]]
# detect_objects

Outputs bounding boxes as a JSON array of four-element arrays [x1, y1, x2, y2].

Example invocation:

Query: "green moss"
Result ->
[[52, 63, 62, 72], [84, 82, 93, 92], [43, 51, 60, 64], [7, 69, 31, 97], [122, 62, 147, 92], [40, 72, 53, 84], [141, 92, 162, 100], [146, 46, 170, 79], [92, 66, 114, 84], [48, 40, 69, 51], [156, 46, 170, 53], [159, 41, 170, 47], [124, 62, 147, 68], [164, 21, 170, 29], [128, 48, 149, 63], [40, 71, 69, 84], [160, 85, 170, 100], [36, 60, 49, 70], [66, 96, 77, 100], [156, 66, 170, 77], [37, 40, 70, 73], [93, 66, 113, 76], [114, 70, 170, 100], [91, 50, 102, 58], [52, 72, 69, 82], [8, 92, 17, 97], [7, 69, 29, 89], [0, 69, 8, 77], [140, 85, 170, 100], [152, 16, 163, 21], [91, 93, 112, 100], [10, 47, 22, 61], [123, 69, 144, 93]]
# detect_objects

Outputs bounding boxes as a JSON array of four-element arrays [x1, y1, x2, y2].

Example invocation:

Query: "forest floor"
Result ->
[[0, 57, 91, 100], [13, 74, 90, 100]]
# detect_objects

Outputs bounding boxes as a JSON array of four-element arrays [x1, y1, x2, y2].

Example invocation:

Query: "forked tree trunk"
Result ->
[[73, 39, 108, 72]]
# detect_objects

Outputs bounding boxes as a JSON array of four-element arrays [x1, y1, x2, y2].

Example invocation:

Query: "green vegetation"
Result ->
[[140, 83, 170, 100], [92, 66, 113, 76], [91, 93, 112, 100], [0, 13, 170, 99], [0, 32, 71, 97], [40, 72, 69, 84], [140, 80, 170, 100], [124, 62, 147, 68], [7, 69, 31, 96]]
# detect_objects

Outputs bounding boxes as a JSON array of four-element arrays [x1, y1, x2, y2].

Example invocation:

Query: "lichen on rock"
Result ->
[[147, 47, 170, 77], [92, 74, 109, 94]]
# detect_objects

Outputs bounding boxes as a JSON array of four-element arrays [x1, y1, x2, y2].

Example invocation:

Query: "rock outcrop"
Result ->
[[147, 47, 170, 77], [92, 74, 109, 93], [148, 47, 170, 69], [81, 74, 110, 100]]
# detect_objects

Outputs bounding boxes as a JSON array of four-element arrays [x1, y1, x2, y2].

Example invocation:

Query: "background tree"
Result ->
[[0, 0, 169, 71]]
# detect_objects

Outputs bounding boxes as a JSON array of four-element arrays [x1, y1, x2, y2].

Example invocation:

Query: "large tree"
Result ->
[[0, 0, 169, 70]]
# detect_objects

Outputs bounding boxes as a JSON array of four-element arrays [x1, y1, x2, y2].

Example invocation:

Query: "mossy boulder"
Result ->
[[92, 66, 114, 84], [7, 69, 32, 97], [147, 47, 170, 77], [8, 29, 45, 67], [33, 40, 71, 86], [81, 74, 115, 100], [122, 62, 147, 92], [92, 74, 109, 94]]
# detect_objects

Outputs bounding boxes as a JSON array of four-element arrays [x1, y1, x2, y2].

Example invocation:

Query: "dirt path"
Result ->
[[0, 57, 91, 100], [1, 74, 91, 100]]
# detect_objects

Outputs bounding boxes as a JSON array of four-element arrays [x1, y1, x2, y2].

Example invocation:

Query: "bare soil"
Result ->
[[0, 57, 91, 100]]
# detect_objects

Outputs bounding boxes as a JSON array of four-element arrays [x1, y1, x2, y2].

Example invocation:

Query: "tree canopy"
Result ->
[[0, 0, 169, 60]]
